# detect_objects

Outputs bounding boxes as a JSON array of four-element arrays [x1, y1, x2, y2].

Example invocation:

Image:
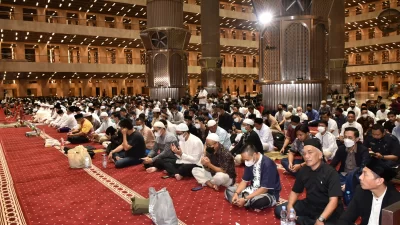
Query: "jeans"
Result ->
[[112, 151, 142, 168], [281, 158, 304, 177], [225, 186, 277, 210]]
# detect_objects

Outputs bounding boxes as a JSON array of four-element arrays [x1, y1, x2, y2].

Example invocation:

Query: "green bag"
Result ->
[[131, 197, 149, 214]]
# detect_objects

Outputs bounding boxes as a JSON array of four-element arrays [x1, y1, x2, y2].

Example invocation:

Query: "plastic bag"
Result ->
[[148, 187, 178, 225]]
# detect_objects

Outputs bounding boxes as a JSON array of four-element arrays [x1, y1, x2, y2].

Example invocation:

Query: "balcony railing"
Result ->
[[347, 59, 400, 66], [345, 0, 400, 17], [345, 32, 399, 42]]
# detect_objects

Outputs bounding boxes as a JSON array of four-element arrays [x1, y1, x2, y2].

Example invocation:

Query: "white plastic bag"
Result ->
[[148, 187, 178, 225]]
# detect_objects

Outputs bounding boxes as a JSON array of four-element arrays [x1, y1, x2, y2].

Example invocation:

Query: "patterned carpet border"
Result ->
[[0, 142, 28, 225]]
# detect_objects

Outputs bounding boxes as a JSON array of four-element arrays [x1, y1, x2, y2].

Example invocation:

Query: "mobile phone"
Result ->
[[191, 186, 203, 191], [162, 175, 170, 179]]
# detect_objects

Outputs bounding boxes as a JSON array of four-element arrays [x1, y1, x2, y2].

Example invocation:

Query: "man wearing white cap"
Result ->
[[142, 121, 179, 174], [151, 107, 161, 127], [207, 120, 231, 150], [192, 133, 236, 191], [231, 119, 264, 165], [168, 123, 204, 180], [93, 112, 116, 143]]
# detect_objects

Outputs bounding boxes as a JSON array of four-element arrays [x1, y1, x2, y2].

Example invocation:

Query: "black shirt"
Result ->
[[330, 143, 370, 173], [364, 133, 400, 157], [218, 112, 233, 132], [125, 130, 146, 158], [384, 120, 395, 133], [293, 163, 342, 211], [231, 130, 264, 155]]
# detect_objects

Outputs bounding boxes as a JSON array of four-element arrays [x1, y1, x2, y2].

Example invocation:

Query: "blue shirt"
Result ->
[[242, 155, 281, 200], [306, 109, 319, 122], [209, 126, 231, 150], [393, 125, 400, 143]]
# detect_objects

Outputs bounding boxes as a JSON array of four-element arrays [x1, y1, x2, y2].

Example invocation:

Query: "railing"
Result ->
[[347, 59, 400, 66], [187, 59, 258, 68], [345, 0, 400, 17], [345, 32, 399, 42]]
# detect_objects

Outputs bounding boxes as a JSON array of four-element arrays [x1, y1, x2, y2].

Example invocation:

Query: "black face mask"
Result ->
[[206, 147, 215, 154]]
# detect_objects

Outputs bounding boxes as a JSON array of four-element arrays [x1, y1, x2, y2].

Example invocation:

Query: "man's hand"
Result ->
[[141, 157, 153, 164], [235, 198, 246, 207], [280, 148, 285, 154], [201, 156, 210, 166], [339, 136, 344, 142], [374, 152, 383, 159], [291, 164, 302, 172], [121, 128, 128, 135], [288, 163, 294, 170], [231, 193, 239, 205], [171, 144, 182, 156], [108, 151, 113, 161], [314, 220, 324, 225]]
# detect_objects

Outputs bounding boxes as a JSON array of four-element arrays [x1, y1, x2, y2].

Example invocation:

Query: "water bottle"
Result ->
[[280, 206, 288, 225], [288, 208, 296, 225], [60, 138, 64, 151], [344, 190, 352, 206], [84, 156, 90, 168], [102, 154, 107, 168]]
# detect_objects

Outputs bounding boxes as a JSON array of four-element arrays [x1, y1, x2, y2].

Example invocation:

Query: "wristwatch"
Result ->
[[318, 216, 326, 222]]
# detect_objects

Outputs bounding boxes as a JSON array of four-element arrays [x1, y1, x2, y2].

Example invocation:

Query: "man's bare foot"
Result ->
[[163, 170, 168, 174], [175, 174, 183, 181], [205, 181, 219, 191], [146, 167, 158, 173]]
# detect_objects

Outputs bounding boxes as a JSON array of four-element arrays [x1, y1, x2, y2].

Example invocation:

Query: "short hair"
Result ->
[[306, 104, 312, 108], [347, 111, 355, 116], [344, 127, 359, 138], [111, 112, 122, 120], [291, 115, 300, 123], [372, 124, 384, 133], [120, 108, 127, 112], [262, 110, 270, 116], [135, 117, 145, 123], [254, 118, 264, 125], [119, 119, 133, 130], [361, 107, 368, 112], [320, 111, 331, 116], [388, 111, 396, 116], [248, 105, 254, 110], [295, 124, 310, 134], [241, 144, 257, 155], [335, 107, 343, 113], [379, 104, 386, 109], [216, 104, 225, 110], [195, 116, 205, 124], [317, 120, 328, 127]]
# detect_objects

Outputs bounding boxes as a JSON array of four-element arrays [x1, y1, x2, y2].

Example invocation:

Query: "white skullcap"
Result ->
[[176, 123, 189, 132], [88, 103, 93, 107], [153, 121, 166, 129], [153, 107, 160, 112], [284, 112, 292, 118], [162, 99, 166, 101], [243, 119, 254, 126], [49, 105, 54, 109], [83, 112, 92, 117], [100, 112, 108, 117], [206, 133, 220, 142], [100, 106, 106, 109], [321, 100, 327, 104], [397, 115, 400, 119], [115, 107, 121, 112], [207, 120, 217, 127]]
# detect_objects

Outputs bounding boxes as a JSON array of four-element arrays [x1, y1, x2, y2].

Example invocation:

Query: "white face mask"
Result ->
[[135, 125, 143, 131], [178, 133, 186, 142], [234, 118, 240, 123], [317, 126, 326, 133], [154, 130, 162, 137], [195, 123, 201, 129], [362, 114, 368, 118], [244, 157, 255, 167], [344, 138, 355, 148]]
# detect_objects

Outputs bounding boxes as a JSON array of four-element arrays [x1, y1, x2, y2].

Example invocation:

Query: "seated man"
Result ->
[[393, 115, 400, 142], [275, 139, 343, 225], [336, 158, 400, 225], [280, 116, 301, 154], [207, 120, 231, 150], [142, 121, 179, 174], [58, 106, 78, 133], [315, 120, 338, 160], [225, 144, 281, 211], [170, 123, 203, 180], [107, 119, 146, 168], [135, 117, 155, 155], [253, 118, 274, 152], [93, 112, 116, 143], [330, 127, 370, 186], [230, 119, 264, 165], [364, 124, 400, 167], [192, 133, 236, 191], [67, 113, 93, 144], [50, 109, 68, 128]]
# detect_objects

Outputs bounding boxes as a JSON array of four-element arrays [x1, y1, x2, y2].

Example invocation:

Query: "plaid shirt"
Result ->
[[206, 143, 237, 181]]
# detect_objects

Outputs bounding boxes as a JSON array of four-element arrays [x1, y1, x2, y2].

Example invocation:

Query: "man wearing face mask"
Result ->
[[339, 111, 364, 143], [160, 112, 176, 135], [315, 120, 338, 160], [356, 108, 375, 138], [275, 104, 286, 130], [230, 119, 264, 165], [135, 117, 155, 155], [207, 120, 231, 150], [142, 121, 179, 174], [110, 112, 122, 129], [93, 112, 116, 143], [283, 112, 293, 135], [392, 115, 400, 142], [347, 100, 360, 119], [225, 144, 281, 211], [296, 106, 308, 123], [151, 107, 161, 127], [364, 124, 400, 168], [194, 117, 208, 143], [184, 115, 199, 138], [192, 133, 236, 191], [169, 123, 203, 180], [280, 116, 301, 154], [305, 104, 319, 125]]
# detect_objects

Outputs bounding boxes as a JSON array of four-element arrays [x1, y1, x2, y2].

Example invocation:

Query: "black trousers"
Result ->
[[67, 136, 89, 144], [274, 200, 343, 225]]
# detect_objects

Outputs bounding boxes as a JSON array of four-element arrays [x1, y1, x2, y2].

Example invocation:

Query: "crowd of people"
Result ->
[[2, 88, 400, 225]]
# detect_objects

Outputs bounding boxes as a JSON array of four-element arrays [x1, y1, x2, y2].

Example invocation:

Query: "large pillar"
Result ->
[[252, 0, 336, 109], [199, 0, 222, 95], [329, 0, 346, 94], [140, 0, 191, 100]]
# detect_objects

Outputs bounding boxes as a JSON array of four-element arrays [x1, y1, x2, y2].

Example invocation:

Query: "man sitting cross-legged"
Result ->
[[192, 133, 236, 191], [107, 118, 146, 168], [225, 144, 281, 212]]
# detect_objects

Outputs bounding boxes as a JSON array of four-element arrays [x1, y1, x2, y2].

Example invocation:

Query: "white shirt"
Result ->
[[367, 111, 376, 121], [296, 113, 308, 123], [315, 131, 338, 159], [54, 114, 69, 127], [92, 113, 101, 123], [60, 113, 78, 129], [328, 118, 339, 138], [176, 134, 204, 165], [254, 124, 274, 151], [246, 109, 262, 118], [376, 109, 390, 121], [340, 121, 364, 142], [95, 119, 116, 134], [347, 106, 361, 119], [198, 89, 208, 105], [368, 188, 387, 225]]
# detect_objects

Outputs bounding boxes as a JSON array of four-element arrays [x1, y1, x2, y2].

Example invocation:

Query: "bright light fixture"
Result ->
[[259, 12, 273, 24]]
